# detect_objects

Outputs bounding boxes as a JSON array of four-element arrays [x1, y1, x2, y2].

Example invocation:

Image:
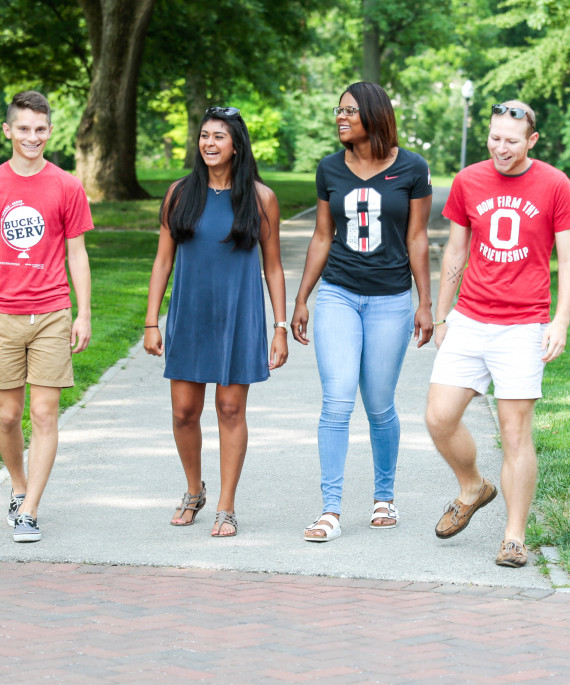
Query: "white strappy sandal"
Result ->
[[370, 501, 399, 529], [304, 514, 341, 542]]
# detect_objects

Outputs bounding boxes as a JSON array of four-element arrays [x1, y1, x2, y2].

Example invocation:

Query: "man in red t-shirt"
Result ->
[[426, 101, 570, 567], [0, 91, 93, 542]]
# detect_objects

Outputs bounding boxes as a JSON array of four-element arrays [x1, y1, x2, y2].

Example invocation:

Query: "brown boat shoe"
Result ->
[[435, 478, 497, 539], [496, 539, 528, 567]]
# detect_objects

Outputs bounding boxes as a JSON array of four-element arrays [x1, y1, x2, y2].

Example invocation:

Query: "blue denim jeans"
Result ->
[[314, 280, 414, 514]]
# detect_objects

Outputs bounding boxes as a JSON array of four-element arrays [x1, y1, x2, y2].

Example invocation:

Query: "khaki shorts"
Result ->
[[430, 309, 547, 400], [0, 309, 74, 389]]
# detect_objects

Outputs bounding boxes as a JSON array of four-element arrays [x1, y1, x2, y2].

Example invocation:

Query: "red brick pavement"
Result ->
[[1, 562, 568, 684]]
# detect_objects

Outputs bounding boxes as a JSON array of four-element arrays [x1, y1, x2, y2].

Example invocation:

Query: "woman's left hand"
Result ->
[[269, 331, 289, 369], [414, 303, 434, 348]]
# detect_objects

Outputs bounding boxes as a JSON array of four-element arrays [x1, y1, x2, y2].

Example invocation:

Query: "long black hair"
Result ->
[[160, 109, 263, 250]]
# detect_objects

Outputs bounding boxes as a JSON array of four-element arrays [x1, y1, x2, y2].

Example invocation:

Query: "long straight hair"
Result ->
[[160, 111, 263, 250], [340, 82, 398, 160]]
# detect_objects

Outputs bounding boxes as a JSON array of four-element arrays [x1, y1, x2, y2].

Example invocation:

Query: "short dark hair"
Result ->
[[6, 91, 51, 126], [340, 82, 398, 159]]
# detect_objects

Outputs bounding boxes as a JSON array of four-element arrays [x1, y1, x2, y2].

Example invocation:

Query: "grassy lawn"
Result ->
[[91, 169, 317, 228], [17, 231, 169, 445], [526, 254, 570, 574]]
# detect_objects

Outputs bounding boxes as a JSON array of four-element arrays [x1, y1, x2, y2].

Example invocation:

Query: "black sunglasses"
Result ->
[[206, 106, 241, 116], [492, 104, 535, 130]]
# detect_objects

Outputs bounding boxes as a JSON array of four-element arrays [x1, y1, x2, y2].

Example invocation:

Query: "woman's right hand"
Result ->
[[144, 327, 164, 356], [292, 301, 310, 345]]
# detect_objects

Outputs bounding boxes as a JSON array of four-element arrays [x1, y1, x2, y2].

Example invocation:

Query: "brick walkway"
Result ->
[[1, 562, 568, 684]]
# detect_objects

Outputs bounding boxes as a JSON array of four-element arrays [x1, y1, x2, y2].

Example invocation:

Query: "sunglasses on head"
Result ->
[[206, 106, 241, 116], [492, 104, 535, 130]]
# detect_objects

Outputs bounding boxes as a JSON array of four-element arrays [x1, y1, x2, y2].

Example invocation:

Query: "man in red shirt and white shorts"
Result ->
[[0, 91, 93, 542], [426, 100, 570, 567]]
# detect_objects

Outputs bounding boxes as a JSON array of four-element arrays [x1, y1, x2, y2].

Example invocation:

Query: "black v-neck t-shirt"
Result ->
[[317, 148, 432, 295]]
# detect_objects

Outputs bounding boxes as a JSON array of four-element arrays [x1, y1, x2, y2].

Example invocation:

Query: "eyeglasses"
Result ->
[[492, 104, 535, 130], [206, 106, 241, 116], [333, 106, 360, 117]]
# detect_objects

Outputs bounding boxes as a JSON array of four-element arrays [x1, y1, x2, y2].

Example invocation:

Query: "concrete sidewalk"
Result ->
[[0, 193, 555, 589], [2, 193, 570, 685]]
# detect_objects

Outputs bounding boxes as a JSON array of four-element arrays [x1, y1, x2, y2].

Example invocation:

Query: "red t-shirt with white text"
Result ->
[[0, 161, 93, 314], [443, 159, 570, 324]]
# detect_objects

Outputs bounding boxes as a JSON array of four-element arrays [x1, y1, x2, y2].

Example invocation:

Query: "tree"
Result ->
[[482, 0, 570, 171], [361, 0, 453, 88], [142, 0, 319, 168], [75, 0, 156, 201]]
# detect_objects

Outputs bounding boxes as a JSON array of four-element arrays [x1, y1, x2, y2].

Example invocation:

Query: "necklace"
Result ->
[[209, 182, 231, 195]]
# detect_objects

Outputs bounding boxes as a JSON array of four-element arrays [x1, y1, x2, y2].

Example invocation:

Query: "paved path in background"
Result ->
[[1, 190, 569, 683]]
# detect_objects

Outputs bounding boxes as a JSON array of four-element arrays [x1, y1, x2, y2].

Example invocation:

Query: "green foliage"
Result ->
[[481, 0, 570, 172]]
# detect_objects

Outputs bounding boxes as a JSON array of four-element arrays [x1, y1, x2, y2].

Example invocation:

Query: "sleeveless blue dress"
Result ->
[[164, 188, 269, 386]]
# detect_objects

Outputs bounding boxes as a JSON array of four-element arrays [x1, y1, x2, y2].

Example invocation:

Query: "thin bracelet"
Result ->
[[145, 325, 159, 328], [433, 319, 446, 326]]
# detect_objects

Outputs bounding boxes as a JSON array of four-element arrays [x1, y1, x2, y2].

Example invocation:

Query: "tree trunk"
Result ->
[[362, 0, 380, 83], [183, 70, 208, 169], [75, 0, 156, 201]]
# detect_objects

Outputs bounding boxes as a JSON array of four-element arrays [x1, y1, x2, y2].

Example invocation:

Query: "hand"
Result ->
[[269, 331, 288, 369], [70, 315, 91, 353], [292, 302, 310, 345], [541, 318, 567, 363], [434, 322, 448, 349], [414, 304, 433, 348], [144, 327, 164, 357]]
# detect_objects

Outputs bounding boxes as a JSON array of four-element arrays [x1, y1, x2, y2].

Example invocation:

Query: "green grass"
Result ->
[[525, 255, 570, 574], [91, 169, 317, 228], [17, 231, 169, 445]]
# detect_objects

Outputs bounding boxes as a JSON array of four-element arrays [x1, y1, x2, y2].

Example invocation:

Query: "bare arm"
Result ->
[[433, 221, 471, 348], [291, 198, 336, 345], [258, 184, 288, 370], [542, 229, 570, 362], [144, 224, 177, 357], [406, 195, 433, 348], [67, 233, 91, 353]]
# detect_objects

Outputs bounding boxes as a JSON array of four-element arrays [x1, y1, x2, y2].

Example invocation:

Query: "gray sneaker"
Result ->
[[13, 513, 41, 542], [7, 490, 25, 527]]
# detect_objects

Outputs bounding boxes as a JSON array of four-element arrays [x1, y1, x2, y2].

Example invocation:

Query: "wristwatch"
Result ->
[[274, 321, 290, 333]]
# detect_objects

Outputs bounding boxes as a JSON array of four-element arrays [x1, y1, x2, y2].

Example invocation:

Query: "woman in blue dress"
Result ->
[[144, 107, 288, 537]]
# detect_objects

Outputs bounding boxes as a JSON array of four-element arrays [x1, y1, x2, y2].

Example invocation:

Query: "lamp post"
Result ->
[[460, 79, 474, 170]]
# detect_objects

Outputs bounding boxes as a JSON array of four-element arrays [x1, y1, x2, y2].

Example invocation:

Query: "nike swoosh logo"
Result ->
[[385, 175, 399, 180]]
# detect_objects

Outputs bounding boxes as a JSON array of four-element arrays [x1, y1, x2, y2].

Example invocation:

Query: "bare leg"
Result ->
[[212, 383, 249, 536], [497, 399, 537, 544], [170, 380, 206, 524], [426, 383, 484, 504], [0, 387, 27, 495], [19, 385, 61, 519]]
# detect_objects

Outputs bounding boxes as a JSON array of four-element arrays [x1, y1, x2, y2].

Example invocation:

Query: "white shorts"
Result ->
[[430, 309, 547, 399]]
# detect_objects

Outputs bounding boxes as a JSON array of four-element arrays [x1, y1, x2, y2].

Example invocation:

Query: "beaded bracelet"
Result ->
[[433, 319, 446, 326]]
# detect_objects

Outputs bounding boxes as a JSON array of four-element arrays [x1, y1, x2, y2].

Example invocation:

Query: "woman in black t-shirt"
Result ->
[[292, 82, 433, 542]]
